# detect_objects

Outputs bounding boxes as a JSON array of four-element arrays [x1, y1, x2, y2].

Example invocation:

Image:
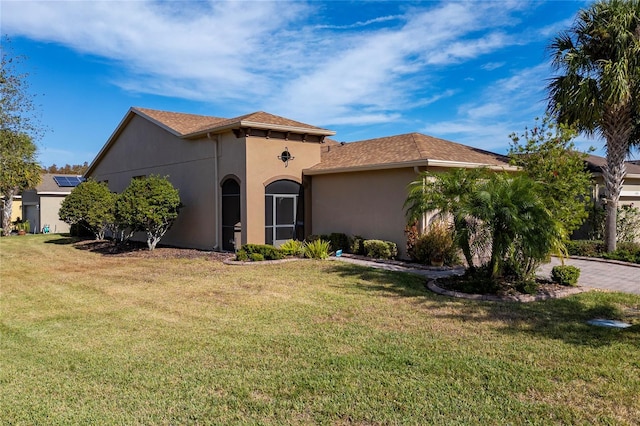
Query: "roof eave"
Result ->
[[304, 159, 515, 176], [183, 120, 336, 139]]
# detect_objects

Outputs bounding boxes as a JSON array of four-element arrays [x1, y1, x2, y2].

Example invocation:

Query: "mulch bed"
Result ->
[[72, 239, 234, 262]]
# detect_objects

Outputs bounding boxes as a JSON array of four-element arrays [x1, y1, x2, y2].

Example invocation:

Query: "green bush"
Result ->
[[602, 242, 640, 263], [565, 240, 639, 264], [363, 240, 397, 260], [350, 235, 366, 255], [235, 249, 249, 262], [240, 244, 284, 260], [249, 253, 265, 262], [412, 222, 459, 266], [304, 239, 330, 259], [551, 265, 581, 286], [326, 233, 351, 253], [279, 239, 305, 257], [566, 240, 604, 257]]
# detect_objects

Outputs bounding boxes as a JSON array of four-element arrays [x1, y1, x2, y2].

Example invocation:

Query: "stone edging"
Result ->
[[565, 255, 640, 268], [426, 280, 588, 303]]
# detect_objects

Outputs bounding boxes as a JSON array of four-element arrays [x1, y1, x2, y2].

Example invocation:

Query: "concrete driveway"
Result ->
[[335, 255, 640, 295], [537, 257, 640, 295]]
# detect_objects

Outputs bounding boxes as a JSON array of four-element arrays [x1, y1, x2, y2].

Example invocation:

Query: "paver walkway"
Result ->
[[334, 256, 640, 295], [538, 257, 640, 295]]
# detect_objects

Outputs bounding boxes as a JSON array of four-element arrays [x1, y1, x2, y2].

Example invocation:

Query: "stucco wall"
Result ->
[[244, 137, 322, 245], [89, 115, 219, 250], [39, 196, 70, 234], [310, 167, 419, 258]]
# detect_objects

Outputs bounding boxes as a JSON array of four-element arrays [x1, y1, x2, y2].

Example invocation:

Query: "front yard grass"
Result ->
[[1, 235, 639, 424]]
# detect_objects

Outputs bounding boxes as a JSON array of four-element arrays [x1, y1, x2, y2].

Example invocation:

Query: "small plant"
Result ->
[[240, 244, 284, 260], [303, 239, 330, 259], [16, 220, 30, 233], [551, 265, 581, 286], [279, 239, 305, 257], [350, 235, 366, 255], [412, 221, 458, 266], [235, 249, 249, 262], [363, 239, 398, 260]]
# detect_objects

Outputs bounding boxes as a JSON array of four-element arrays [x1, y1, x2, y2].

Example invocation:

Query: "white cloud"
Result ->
[[423, 63, 552, 152], [3, 0, 536, 128]]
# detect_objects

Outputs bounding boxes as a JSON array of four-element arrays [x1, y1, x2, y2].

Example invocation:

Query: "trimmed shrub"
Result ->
[[279, 239, 305, 257], [304, 239, 330, 259], [240, 244, 285, 260], [350, 235, 366, 255], [235, 249, 249, 262], [249, 253, 265, 262], [551, 265, 581, 286], [602, 242, 640, 263], [566, 240, 604, 257], [327, 233, 351, 253], [364, 239, 398, 260]]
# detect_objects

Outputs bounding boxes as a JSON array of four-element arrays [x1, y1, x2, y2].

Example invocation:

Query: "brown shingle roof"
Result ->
[[133, 107, 333, 137], [586, 154, 640, 175], [134, 108, 227, 135], [307, 133, 510, 173]]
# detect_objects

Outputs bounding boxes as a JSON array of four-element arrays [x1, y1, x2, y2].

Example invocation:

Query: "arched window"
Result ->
[[221, 179, 240, 251], [265, 180, 303, 246]]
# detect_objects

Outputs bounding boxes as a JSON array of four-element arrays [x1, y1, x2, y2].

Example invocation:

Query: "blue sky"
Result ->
[[3, 0, 617, 168]]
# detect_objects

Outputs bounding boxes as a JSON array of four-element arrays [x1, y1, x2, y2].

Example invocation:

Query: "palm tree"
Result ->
[[405, 168, 488, 272], [547, 0, 640, 252], [470, 174, 565, 281]]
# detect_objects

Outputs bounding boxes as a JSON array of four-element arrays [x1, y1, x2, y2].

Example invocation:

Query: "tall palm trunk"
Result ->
[[602, 105, 634, 252], [2, 188, 16, 237]]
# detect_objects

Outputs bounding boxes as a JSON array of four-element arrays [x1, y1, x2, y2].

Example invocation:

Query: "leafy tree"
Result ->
[[405, 167, 488, 272], [115, 175, 181, 250], [509, 116, 594, 236], [59, 180, 117, 240], [44, 162, 89, 175], [547, 0, 640, 252], [1, 40, 44, 236]]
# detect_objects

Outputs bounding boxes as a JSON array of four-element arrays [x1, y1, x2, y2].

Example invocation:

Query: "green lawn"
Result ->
[[1, 235, 639, 425]]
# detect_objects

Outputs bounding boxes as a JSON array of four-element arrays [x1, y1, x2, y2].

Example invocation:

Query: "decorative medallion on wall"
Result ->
[[278, 147, 295, 167]]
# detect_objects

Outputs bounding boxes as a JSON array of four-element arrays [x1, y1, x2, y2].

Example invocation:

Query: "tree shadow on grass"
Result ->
[[43, 235, 80, 245], [324, 263, 640, 348], [324, 263, 434, 299], [433, 293, 640, 348]]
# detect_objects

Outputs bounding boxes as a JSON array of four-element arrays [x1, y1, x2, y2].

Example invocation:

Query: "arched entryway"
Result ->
[[265, 180, 303, 246], [221, 178, 240, 251]]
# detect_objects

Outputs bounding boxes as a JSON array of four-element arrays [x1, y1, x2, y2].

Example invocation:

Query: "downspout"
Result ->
[[208, 132, 220, 251]]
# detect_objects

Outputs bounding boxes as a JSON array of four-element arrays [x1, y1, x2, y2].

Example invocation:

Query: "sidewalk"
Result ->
[[334, 256, 640, 295]]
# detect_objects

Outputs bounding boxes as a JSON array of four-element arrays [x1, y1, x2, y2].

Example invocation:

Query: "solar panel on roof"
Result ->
[[53, 176, 85, 187]]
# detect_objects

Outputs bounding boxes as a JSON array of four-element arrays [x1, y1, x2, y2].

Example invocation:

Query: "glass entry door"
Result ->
[[266, 194, 297, 246]]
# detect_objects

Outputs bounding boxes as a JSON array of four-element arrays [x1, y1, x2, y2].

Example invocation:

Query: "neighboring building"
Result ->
[[21, 174, 84, 234], [1, 194, 22, 223], [86, 107, 515, 257], [585, 155, 640, 206]]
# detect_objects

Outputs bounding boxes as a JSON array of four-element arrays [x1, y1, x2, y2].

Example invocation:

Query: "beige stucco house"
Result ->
[[585, 155, 640, 206], [85, 107, 515, 257], [21, 173, 83, 234]]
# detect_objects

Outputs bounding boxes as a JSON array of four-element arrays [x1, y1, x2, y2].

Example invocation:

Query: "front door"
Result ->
[[271, 195, 296, 247], [265, 180, 303, 246]]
